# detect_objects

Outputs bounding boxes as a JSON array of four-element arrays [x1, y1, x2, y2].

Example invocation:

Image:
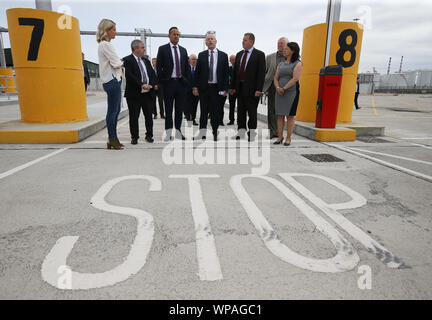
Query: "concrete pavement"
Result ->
[[0, 94, 431, 299]]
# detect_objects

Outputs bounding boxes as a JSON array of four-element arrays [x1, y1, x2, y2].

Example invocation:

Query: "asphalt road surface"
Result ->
[[0, 94, 431, 299]]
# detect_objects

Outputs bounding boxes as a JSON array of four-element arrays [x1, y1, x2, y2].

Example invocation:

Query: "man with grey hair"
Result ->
[[193, 33, 229, 141], [264, 37, 289, 139], [123, 39, 157, 144]]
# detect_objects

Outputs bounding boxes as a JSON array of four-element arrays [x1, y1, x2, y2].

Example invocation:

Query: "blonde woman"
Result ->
[[97, 19, 124, 150]]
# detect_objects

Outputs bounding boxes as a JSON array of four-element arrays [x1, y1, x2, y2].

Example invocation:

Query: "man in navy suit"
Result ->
[[156, 27, 192, 140], [123, 40, 157, 144], [192, 33, 229, 141], [230, 33, 266, 141]]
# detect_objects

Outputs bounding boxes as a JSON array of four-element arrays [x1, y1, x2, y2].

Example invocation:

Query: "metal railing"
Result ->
[[375, 86, 432, 94], [0, 75, 17, 100]]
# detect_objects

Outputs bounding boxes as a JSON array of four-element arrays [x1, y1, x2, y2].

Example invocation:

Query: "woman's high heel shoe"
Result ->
[[114, 137, 124, 148], [273, 136, 284, 145], [107, 139, 124, 150]]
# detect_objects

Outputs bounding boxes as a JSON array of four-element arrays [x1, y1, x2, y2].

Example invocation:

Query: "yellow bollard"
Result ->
[[297, 22, 363, 124], [6, 8, 87, 123], [0, 67, 16, 93]]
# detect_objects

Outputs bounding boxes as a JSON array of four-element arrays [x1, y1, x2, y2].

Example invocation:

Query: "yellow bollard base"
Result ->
[[294, 121, 356, 142], [0, 129, 78, 144], [314, 128, 357, 142]]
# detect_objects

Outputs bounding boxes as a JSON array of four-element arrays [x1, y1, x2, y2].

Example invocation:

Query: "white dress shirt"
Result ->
[[208, 48, 218, 84], [98, 40, 124, 84], [169, 42, 181, 78], [133, 53, 150, 93]]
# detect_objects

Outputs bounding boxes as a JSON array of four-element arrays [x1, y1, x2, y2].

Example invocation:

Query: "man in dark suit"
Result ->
[[156, 27, 192, 140], [230, 33, 266, 141], [354, 76, 360, 110], [151, 58, 165, 119], [123, 40, 157, 144], [82, 52, 90, 91], [187, 54, 199, 126], [193, 33, 229, 141], [227, 54, 237, 125]]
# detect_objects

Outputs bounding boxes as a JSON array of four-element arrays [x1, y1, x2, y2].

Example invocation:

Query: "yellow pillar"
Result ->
[[6, 8, 87, 123], [0, 67, 16, 93], [297, 22, 363, 123]]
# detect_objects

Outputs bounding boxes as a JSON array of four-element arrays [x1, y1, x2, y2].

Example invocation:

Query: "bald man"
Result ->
[[228, 54, 237, 125], [186, 54, 199, 125], [264, 37, 289, 139]]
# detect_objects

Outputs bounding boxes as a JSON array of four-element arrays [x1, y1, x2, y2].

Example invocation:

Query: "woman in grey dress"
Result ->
[[273, 42, 302, 146]]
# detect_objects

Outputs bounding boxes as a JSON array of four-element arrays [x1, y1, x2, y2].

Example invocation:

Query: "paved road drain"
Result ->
[[301, 154, 344, 162]]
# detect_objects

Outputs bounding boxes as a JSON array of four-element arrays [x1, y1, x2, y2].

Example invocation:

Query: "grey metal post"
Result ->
[[35, 0, 52, 11], [324, 0, 341, 66], [0, 32, 6, 68]]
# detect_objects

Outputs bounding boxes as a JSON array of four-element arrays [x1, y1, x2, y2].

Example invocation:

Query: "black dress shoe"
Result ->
[[153, 115, 157, 119], [219, 122, 225, 126], [213, 136, 218, 141], [131, 138, 138, 145], [193, 121, 199, 126], [161, 116, 165, 119], [235, 136, 241, 140], [145, 136, 154, 143], [283, 142, 290, 146], [175, 134, 186, 140], [227, 121, 235, 125]]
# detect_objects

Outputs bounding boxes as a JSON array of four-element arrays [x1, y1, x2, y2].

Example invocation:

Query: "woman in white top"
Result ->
[[97, 19, 124, 150]]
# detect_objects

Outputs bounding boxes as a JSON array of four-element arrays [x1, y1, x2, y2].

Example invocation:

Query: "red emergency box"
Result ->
[[315, 65, 343, 128]]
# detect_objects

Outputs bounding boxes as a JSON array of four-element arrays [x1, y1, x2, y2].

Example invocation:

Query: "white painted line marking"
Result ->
[[230, 174, 359, 273], [409, 142, 432, 150], [0, 147, 69, 181], [280, 173, 404, 268], [402, 137, 432, 140], [346, 147, 432, 166], [42, 175, 160, 290], [169, 174, 223, 281], [328, 144, 432, 183]]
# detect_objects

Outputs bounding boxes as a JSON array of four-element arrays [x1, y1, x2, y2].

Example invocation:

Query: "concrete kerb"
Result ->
[[228, 103, 385, 141], [0, 108, 129, 144]]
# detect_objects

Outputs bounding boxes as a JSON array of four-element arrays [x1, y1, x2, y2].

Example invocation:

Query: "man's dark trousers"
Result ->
[[164, 78, 187, 132], [228, 92, 236, 123], [127, 92, 154, 139], [199, 84, 221, 136], [237, 82, 259, 133]]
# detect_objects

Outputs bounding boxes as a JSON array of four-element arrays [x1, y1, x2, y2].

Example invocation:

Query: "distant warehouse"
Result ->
[[359, 70, 432, 94]]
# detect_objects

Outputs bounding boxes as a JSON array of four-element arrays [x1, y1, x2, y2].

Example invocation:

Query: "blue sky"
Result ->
[[1, 0, 431, 73]]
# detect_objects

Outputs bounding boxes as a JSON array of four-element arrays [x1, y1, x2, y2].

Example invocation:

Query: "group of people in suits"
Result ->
[[97, 19, 302, 149]]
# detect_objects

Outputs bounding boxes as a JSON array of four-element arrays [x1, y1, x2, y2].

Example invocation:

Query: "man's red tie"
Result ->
[[239, 50, 248, 81]]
